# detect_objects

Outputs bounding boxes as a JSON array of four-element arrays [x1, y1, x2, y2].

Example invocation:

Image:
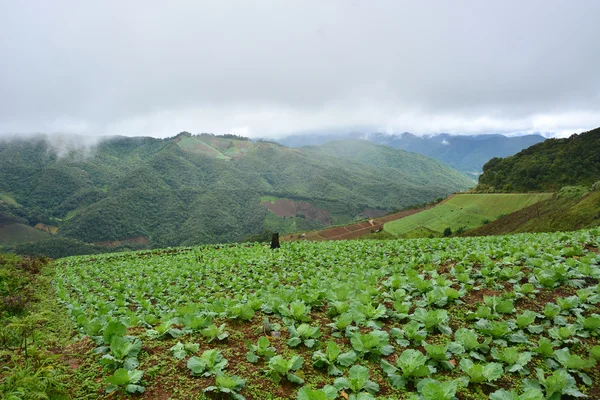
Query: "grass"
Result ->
[[0, 193, 17, 205], [260, 196, 281, 204], [0, 223, 50, 245], [0, 255, 81, 400], [466, 190, 600, 237], [383, 193, 553, 237], [394, 226, 441, 239], [177, 136, 229, 159]]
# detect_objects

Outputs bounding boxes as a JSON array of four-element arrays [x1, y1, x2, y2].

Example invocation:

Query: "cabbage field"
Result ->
[[54, 228, 600, 399]]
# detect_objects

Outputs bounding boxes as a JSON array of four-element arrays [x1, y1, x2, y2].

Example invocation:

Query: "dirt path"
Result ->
[[282, 205, 432, 241], [281, 193, 466, 242]]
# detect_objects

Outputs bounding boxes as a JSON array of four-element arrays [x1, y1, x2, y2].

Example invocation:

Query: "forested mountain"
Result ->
[[478, 127, 600, 192], [0, 133, 473, 251], [277, 132, 545, 174]]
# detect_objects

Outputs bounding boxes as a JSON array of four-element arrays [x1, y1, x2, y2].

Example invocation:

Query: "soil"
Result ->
[[283, 206, 432, 242], [360, 209, 389, 218], [95, 236, 150, 248], [261, 199, 332, 224]]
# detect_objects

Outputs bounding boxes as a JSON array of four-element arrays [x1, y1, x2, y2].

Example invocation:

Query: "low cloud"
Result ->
[[43, 133, 106, 159], [0, 132, 107, 159], [1, 1, 599, 139]]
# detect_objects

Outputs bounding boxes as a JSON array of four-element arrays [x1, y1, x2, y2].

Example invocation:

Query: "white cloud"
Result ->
[[0, 1, 599, 138]]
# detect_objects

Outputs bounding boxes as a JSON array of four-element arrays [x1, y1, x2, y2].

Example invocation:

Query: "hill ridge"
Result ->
[[0, 133, 474, 255]]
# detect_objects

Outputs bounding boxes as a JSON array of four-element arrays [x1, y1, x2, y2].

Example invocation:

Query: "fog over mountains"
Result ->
[[277, 132, 546, 174]]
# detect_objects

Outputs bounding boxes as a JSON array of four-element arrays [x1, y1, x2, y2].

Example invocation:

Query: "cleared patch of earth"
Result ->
[[34, 223, 58, 234], [261, 199, 332, 225], [360, 208, 388, 218], [283, 206, 430, 241], [94, 236, 150, 248]]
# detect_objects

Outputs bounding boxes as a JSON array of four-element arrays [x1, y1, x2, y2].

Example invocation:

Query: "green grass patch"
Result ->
[[177, 137, 229, 159], [465, 190, 600, 237], [0, 255, 80, 399], [400, 226, 442, 239], [558, 185, 590, 199], [65, 207, 87, 221], [384, 193, 553, 237], [0, 193, 17, 205], [260, 196, 281, 204]]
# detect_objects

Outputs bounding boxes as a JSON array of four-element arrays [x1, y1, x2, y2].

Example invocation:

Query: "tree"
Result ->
[[443, 227, 452, 237]]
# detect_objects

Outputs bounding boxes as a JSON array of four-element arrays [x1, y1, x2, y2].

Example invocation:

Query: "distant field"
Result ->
[[260, 196, 280, 204], [384, 193, 553, 237], [466, 190, 600, 237], [283, 206, 429, 241], [177, 136, 227, 159], [0, 193, 17, 205], [0, 222, 50, 245], [176, 135, 252, 160]]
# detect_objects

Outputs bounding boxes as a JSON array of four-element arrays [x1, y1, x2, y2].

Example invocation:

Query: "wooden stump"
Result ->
[[270, 232, 280, 249]]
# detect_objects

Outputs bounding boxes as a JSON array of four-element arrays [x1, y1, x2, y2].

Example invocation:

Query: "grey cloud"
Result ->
[[0, 132, 107, 159], [1, 1, 599, 137]]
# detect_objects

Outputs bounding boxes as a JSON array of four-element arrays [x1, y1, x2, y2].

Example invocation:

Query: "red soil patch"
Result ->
[[516, 285, 579, 312], [58, 336, 95, 371], [282, 204, 434, 242], [315, 207, 429, 240], [336, 227, 382, 240], [319, 227, 349, 238], [95, 236, 150, 248], [360, 208, 389, 218], [377, 208, 428, 223], [261, 200, 332, 224], [34, 223, 58, 234], [263, 199, 296, 217], [345, 224, 366, 232]]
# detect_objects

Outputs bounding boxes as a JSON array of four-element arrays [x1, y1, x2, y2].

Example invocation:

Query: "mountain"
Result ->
[[478, 127, 600, 192], [0, 133, 474, 253], [365, 132, 546, 174], [277, 132, 545, 174]]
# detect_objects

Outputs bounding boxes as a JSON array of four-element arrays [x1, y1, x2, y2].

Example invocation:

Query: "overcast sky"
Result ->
[[1, 1, 599, 139]]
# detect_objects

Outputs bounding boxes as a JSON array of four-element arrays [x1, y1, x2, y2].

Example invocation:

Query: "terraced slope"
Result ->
[[466, 190, 600, 237], [283, 207, 429, 241], [384, 193, 553, 238]]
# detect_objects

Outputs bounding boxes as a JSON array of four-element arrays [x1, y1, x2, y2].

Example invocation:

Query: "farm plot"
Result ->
[[384, 193, 553, 238], [283, 207, 428, 242], [54, 228, 600, 399]]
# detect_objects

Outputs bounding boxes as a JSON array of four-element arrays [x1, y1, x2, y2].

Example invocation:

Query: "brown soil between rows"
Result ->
[[262, 199, 332, 225], [283, 205, 432, 242]]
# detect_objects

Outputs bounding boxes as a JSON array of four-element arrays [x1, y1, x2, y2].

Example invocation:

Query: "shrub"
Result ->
[[558, 186, 589, 199], [443, 228, 452, 237]]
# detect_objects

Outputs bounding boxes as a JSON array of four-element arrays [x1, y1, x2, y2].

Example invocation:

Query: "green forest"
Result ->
[[478, 127, 600, 192]]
